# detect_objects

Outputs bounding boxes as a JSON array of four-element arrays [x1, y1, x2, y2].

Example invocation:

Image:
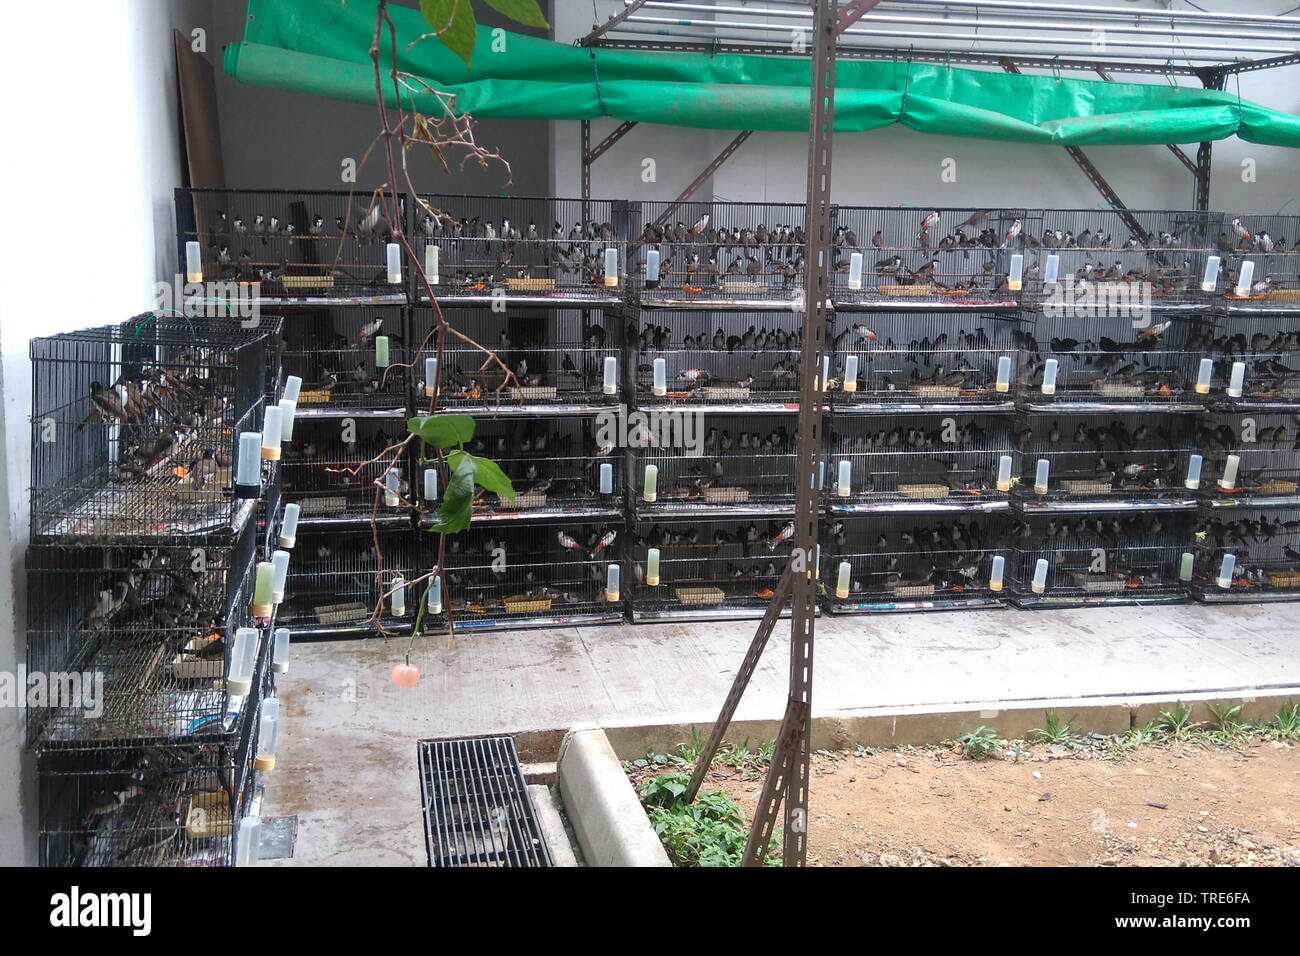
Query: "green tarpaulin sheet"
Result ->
[[225, 0, 1300, 148]]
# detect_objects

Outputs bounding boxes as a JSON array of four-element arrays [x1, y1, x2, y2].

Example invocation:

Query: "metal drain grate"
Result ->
[[418, 735, 553, 867]]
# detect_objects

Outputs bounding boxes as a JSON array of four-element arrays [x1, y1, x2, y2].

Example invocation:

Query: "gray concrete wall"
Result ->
[[0, 0, 213, 865]]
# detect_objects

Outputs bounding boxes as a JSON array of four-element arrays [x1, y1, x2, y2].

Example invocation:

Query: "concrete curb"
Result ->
[[557, 726, 671, 867], [527, 783, 579, 867], [597, 689, 1300, 759]]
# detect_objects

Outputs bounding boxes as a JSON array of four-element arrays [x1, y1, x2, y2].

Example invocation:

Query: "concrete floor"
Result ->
[[264, 603, 1300, 865]]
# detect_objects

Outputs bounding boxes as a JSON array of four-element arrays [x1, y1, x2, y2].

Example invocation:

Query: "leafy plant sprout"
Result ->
[[319, 0, 548, 674]]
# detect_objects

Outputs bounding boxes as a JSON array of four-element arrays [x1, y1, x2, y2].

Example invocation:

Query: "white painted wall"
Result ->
[[0, 0, 211, 866], [559, 0, 1300, 215]]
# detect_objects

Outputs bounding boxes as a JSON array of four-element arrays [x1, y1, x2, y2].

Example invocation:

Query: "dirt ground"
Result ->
[[698, 739, 1300, 866]]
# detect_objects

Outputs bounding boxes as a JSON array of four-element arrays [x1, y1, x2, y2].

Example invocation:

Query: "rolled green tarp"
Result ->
[[224, 0, 1300, 148]]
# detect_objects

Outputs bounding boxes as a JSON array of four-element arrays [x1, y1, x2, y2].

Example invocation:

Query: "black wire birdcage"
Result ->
[[278, 528, 419, 636], [628, 517, 796, 622], [633, 309, 806, 408], [1014, 412, 1198, 508], [1007, 512, 1193, 607], [828, 310, 1022, 407], [831, 206, 1034, 308], [280, 416, 413, 524], [632, 411, 800, 516], [1202, 311, 1300, 406], [283, 306, 408, 413], [414, 413, 623, 522], [1214, 213, 1300, 307], [821, 513, 1007, 612], [410, 306, 622, 410], [1021, 310, 1213, 407], [30, 316, 277, 545], [25, 521, 257, 750], [824, 413, 1014, 510], [1192, 507, 1300, 602], [432, 521, 624, 631], [632, 200, 809, 307], [1024, 209, 1221, 309], [414, 194, 633, 303], [1197, 411, 1300, 503], [177, 188, 409, 302], [35, 650, 266, 869]]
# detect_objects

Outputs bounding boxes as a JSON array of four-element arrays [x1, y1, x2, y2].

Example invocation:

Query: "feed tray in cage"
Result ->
[[1093, 383, 1145, 398], [891, 583, 936, 598], [505, 277, 557, 291], [503, 594, 553, 614], [185, 790, 233, 840], [1263, 288, 1300, 300], [898, 483, 951, 499], [676, 586, 725, 606], [298, 496, 348, 515], [296, 387, 333, 405], [313, 601, 371, 624], [1061, 479, 1113, 495], [279, 275, 336, 290], [1256, 479, 1299, 495], [1070, 571, 1128, 593], [719, 279, 766, 294], [702, 486, 751, 504], [170, 636, 225, 680], [513, 491, 548, 509], [511, 386, 559, 401], [879, 282, 931, 296], [700, 386, 752, 401], [1266, 569, 1300, 587], [911, 384, 962, 399], [1279, 385, 1300, 399]]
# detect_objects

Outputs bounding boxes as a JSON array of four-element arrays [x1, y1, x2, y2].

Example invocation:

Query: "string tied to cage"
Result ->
[[898, 46, 915, 123]]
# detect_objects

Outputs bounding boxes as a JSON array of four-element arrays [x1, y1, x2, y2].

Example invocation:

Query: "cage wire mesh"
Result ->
[[279, 528, 419, 634], [1216, 213, 1300, 304], [1203, 311, 1300, 403], [1024, 209, 1221, 309], [821, 513, 1006, 610], [831, 206, 1034, 306], [633, 412, 800, 513], [281, 415, 413, 522], [628, 517, 796, 620], [178, 188, 408, 301], [632, 200, 809, 305], [415, 194, 633, 300], [36, 678, 265, 868], [1007, 512, 1193, 605], [1023, 310, 1214, 405], [828, 310, 1023, 406], [436, 521, 623, 628], [1193, 506, 1300, 600], [283, 307, 407, 411], [30, 316, 274, 544], [1014, 412, 1195, 505], [825, 413, 1014, 508], [25, 524, 257, 749], [411, 306, 621, 409], [1197, 411, 1300, 500], [417, 413, 623, 519], [633, 309, 806, 406]]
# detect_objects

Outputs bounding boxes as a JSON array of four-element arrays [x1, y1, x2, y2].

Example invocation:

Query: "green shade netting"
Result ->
[[224, 0, 1300, 147]]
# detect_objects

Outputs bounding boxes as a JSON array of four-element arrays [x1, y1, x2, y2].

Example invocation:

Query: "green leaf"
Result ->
[[481, 0, 549, 28], [430, 453, 476, 533], [450, 449, 515, 503], [408, 413, 475, 449], [420, 0, 478, 69]]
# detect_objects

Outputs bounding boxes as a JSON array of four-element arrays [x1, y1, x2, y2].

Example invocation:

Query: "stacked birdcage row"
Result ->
[[28, 313, 288, 865], [174, 192, 1300, 310]]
